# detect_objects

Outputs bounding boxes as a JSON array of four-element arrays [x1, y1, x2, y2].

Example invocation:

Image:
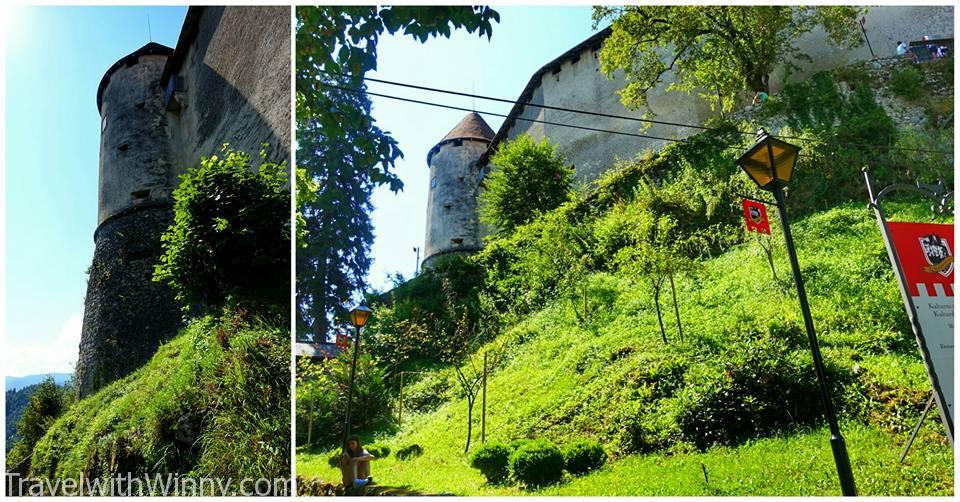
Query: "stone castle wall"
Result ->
[[77, 204, 182, 397], [97, 53, 177, 225], [423, 138, 489, 267], [77, 6, 291, 397], [166, 6, 291, 173], [501, 5, 954, 185]]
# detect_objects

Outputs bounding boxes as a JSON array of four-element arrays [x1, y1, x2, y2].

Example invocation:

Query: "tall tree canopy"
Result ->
[[295, 7, 499, 341], [593, 6, 864, 116]]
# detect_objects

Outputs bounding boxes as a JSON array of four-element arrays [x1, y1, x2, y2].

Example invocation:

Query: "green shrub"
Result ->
[[509, 439, 565, 487], [327, 451, 341, 468], [367, 444, 391, 458], [396, 444, 423, 460], [508, 438, 534, 451], [401, 371, 452, 414], [890, 65, 925, 101], [470, 442, 512, 483], [479, 134, 574, 234], [367, 256, 486, 368], [833, 64, 870, 86], [674, 334, 824, 449], [562, 439, 607, 475], [154, 146, 290, 317], [296, 351, 391, 448]]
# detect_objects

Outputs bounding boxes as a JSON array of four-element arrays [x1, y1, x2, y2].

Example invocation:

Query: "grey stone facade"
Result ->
[[422, 113, 494, 268], [480, 5, 953, 184], [77, 6, 291, 397]]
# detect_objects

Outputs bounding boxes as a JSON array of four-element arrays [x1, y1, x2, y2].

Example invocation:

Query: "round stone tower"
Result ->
[[422, 112, 495, 269], [76, 43, 184, 398]]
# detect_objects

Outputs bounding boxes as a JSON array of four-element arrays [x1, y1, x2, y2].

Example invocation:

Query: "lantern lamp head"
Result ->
[[349, 305, 373, 328], [737, 130, 801, 191]]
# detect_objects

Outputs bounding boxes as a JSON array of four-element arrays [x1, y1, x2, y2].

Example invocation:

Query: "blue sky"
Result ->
[[364, 5, 599, 291], [4, 6, 187, 377]]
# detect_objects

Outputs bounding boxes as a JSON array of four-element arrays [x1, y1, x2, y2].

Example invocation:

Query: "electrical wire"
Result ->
[[322, 82, 728, 147], [321, 71, 955, 157]]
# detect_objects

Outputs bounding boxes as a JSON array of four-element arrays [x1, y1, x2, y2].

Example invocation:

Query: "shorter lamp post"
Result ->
[[341, 304, 373, 452], [736, 131, 857, 496]]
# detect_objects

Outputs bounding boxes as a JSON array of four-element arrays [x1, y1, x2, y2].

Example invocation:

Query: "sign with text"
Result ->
[[885, 221, 954, 432]]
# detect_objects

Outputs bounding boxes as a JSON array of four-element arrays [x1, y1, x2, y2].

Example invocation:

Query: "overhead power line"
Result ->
[[321, 82, 728, 148], [350, 72, 726, 135], [321, 70, 955, 157]]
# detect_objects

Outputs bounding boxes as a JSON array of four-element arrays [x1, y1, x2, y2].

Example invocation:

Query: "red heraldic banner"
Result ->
[[886, 221, 954, 427], [742, 199, 771, 234]]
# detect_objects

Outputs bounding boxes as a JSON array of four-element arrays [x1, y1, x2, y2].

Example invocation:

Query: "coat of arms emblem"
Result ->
[[919, 233, 954, 277]]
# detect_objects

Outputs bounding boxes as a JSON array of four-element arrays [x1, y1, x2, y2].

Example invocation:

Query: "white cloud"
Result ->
[[5, 313, 82, 377]]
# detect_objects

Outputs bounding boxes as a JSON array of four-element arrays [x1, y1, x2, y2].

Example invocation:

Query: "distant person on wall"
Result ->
[[896, 41, 908, 56], [341, 435, 376, 490], [922, 36, 942, 59]]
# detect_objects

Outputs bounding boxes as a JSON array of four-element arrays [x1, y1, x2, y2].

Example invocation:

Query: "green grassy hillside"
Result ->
[[23, 311, 290, 495], [297, 203, 953, 496]]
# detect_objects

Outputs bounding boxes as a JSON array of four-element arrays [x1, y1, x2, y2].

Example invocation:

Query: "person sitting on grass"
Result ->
[[341, 435, 376, 489]]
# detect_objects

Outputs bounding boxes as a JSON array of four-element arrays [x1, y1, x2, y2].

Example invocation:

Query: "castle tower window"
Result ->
[[130, 189, 150, 201], [117, 143, 129, 152], [452, 238, 464, 245]]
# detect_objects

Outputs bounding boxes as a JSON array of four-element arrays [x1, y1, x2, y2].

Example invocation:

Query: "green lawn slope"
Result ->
[[26, 312, 290, 495], [297, 203, 953, 496]]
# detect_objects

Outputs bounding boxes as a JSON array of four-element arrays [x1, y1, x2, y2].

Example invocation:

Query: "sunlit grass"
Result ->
[[297, 202, 954, 496]]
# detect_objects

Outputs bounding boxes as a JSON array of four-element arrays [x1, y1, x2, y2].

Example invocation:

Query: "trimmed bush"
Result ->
[[508, 438, 534, 451], [562, 439, 607, 475], [470, 442, 512, 484], [327, 451, 341, 468], [396, 444, 423, 460], [367, 444, 390, 458], [508, 439, 565, 487]]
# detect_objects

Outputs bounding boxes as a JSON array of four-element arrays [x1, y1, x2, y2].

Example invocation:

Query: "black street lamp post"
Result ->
[[737, 131, 857, 496], [342, 304, 373, 452]]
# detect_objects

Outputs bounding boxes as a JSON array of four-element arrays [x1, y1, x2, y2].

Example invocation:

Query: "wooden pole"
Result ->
[[307, 393, 314, 446], [398, 371, 404, 426], [669, 267, 683, 342], [481, 352, 487, 443]]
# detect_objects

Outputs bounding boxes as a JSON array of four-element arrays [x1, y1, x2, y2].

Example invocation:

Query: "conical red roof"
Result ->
[[439, 112, 495, 143]]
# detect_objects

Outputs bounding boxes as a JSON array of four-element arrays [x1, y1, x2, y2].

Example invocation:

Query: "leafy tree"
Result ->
[[479, 134, 574, 234], [154, 147, 290, 319], [6, 377, 71, 477], [436, 277, 502, 453], [592, 6, 864, 116], [295, 6, 499, 342], [365, 255, 486, 371], [295, 351, 391, 448]]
